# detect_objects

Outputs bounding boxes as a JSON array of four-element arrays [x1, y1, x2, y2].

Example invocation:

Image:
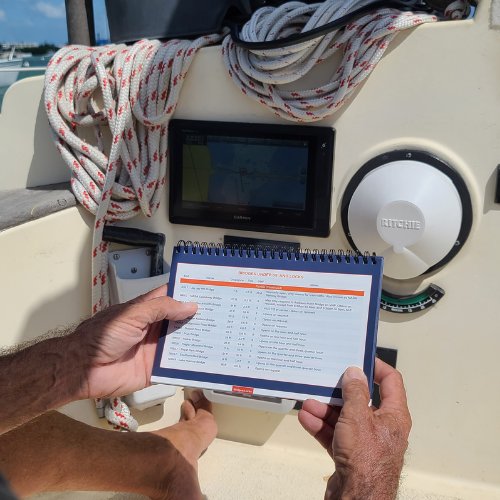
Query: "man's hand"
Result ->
[[298, 359, 412, 500], [0, 285, 197, 435], [73, 285, 197, 400]]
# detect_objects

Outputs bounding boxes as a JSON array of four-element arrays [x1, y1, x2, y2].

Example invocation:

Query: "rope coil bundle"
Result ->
[[222, 0, 465, 122], [44, 33, 223, 430], [44, 34, 223, 314]]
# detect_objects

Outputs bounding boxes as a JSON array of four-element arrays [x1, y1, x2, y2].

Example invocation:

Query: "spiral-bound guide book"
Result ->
[[152, 243, 384, 405]]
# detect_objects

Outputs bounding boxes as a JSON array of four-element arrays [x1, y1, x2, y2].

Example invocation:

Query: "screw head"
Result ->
[[131, 267, 138, 274], [113, 254, 120, 260]]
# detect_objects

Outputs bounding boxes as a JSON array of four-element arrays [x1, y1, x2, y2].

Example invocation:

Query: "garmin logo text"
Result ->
[[380, 218, 421, 230], [233, 215, 252, 221]]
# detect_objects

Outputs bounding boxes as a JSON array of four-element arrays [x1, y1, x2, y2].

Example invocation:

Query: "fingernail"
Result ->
[[342, 366, 367, 386], [190, 389, 203, 404]]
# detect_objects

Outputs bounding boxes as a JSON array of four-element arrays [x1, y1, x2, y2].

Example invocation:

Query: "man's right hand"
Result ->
[[73, 285, 198, 400], [298, 359, 412, 500]]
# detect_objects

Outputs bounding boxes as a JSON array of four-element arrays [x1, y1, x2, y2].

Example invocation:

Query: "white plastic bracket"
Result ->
[[108, 247, 169, 303], [108, 247, 175, 410], [203, 389, 296, 414]]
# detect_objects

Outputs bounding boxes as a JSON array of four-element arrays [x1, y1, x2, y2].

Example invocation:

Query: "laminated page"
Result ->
[[152, 245, 383, 404]]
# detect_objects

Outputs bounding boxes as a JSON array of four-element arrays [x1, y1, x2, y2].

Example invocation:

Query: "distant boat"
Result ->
[[0, 48, 22, 87]]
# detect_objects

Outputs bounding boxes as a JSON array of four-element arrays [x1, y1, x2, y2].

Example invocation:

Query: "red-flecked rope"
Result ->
[[44, 34, 223, 430], [222, 0, 466, 122], [44, 35, 223, 315], [105, 397, 138, 432]]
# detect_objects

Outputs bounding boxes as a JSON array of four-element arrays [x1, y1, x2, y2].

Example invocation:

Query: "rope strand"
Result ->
[[44, 34, 223, 314], [222, 0, 466, 122], [44, 33, 224, 431]]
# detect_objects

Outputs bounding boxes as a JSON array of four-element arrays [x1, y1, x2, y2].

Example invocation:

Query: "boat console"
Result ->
[[0, 1, 499, 498]]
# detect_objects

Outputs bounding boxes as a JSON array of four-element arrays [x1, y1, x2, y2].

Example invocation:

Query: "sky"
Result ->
[[0, 0, 109, 45]]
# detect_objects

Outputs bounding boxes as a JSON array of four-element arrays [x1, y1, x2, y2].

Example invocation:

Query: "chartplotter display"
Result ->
[[152, 244, 383, 405], [168, 120, 334, 237], [181, 135, 308, 210]]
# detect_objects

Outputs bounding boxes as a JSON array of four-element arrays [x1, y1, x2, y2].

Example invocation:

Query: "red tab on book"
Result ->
[[232, 385, 254, 395]]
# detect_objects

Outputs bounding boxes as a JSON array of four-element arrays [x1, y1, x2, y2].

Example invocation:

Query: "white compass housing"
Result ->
[[344, 153, 468, 280]]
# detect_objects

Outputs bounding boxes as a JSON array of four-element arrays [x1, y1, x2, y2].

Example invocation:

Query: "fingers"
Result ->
[[298, 367, 371, 453], [374, 357, 397, 383], [181, 389, 212, 421], [374, 359, 408, 412], [302, 399, 340, 424], [129, 296, 198, 325], [341, 366, 371, 415], [298, 400, 340, 456], [180, 400, 196, 421], [298, 409, 334, 455], [127, 285, 197, 325], [188, 389, 212, 412], [130, 285, 168, 304]]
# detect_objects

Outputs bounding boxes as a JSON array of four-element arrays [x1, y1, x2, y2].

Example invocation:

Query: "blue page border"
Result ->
[[153, 247, 383, 401]]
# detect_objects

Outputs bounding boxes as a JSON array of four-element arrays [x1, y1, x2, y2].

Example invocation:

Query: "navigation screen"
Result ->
[[169, 119, 334, 237], [182, 134, 309, 210]]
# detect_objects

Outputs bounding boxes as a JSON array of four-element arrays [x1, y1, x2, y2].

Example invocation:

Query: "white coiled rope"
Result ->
[[105, 397, 138, 432], [44, 33, 223, 430], [44, 34, 223, 315], [222, 0, 465, 122]]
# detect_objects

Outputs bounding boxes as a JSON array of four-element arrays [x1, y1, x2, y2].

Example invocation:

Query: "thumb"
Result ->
[[128, 296, 198, 325], [341, 366, 371, 414]]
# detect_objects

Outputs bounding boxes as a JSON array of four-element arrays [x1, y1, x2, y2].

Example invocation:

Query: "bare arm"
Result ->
[[0, 286, 197, 435], [0, 335, 86, 435], [0, 411, 202, 500]]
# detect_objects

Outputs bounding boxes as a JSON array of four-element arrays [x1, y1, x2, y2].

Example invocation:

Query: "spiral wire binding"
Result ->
[[175, 241, 378, 264]]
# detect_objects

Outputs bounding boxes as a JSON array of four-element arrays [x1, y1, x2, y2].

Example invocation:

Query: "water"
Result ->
[[0, 55, 48, 111]]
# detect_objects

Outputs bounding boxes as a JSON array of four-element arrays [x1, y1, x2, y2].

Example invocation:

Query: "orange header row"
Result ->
[[179, 278, 365, 296]]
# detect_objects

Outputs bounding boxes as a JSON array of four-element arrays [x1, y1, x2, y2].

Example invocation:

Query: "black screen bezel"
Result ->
[[168, 119, 334, 237]]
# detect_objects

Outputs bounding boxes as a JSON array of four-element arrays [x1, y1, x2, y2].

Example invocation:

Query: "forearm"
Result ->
[[0, 335, 87, 434], [0, 411, 181, 499]]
